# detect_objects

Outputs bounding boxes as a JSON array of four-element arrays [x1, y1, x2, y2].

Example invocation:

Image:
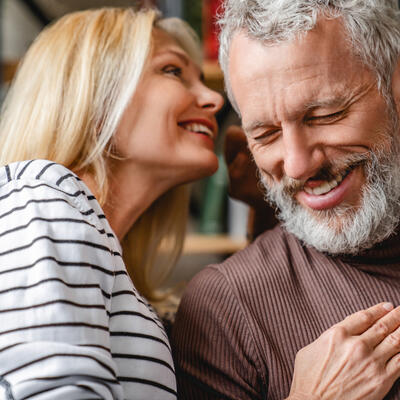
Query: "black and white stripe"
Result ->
[[0, 160, 176, 400]]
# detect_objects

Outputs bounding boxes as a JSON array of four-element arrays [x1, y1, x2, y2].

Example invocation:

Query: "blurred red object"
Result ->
[[203, 0, 223, 60], [139, 0, 157, 6]]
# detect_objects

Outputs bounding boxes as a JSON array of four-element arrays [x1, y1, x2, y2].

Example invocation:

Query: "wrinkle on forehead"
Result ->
[[229, 18, 377, 129], [152, 27, 186, 56]]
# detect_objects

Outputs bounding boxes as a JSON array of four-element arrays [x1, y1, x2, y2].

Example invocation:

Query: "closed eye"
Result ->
[[306, 109, 346, 124], [252, 128, 281, 143]]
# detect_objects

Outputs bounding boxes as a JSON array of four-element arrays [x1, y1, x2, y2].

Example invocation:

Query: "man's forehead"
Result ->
[[229, 18, 356, 78], [228, 19, 373, 123]]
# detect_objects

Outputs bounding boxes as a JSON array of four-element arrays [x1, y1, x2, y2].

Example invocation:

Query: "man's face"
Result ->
[[229, 18, 400, 253]]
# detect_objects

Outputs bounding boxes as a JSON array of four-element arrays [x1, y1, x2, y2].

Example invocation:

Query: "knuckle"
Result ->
[[352, 338, 369, 357], [387, 354, 400, 377], [357, 310, 373, 326], [387, 331, 400, 348], [327, 325, 347, 341], [374, 321, 390, 337], [392, 354, 400, 368]]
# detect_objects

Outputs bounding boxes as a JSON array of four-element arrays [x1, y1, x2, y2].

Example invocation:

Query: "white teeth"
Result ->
[[313, 182, 332, 195], [181, 122, 213, 138], [304, 174, 344, 196], [329, 179, 338, 189]]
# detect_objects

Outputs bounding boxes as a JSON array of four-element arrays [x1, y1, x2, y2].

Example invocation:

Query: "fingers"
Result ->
[[335, 302, 394, 336], [386, 352, 400, 380], [224, 125, 247, 165], [362, 306, 400, 349], [379, 315, 400, 385], [229, 152, 249, 180]]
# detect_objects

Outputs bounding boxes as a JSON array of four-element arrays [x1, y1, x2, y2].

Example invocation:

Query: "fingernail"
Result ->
[[383, 302, 394, 311]]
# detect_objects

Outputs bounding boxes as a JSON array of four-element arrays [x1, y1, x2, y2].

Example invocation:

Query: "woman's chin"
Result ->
[[199, 156, 219, 178], [180, 157, 219, 184]]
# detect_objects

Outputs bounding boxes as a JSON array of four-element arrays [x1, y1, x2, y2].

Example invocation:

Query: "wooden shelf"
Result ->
[[183, 233, 248, 254], [1, 60, 19, 83], [203, 60, 224, 92]]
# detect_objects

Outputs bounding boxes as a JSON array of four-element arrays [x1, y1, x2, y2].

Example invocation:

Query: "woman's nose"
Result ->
[[196, 83, 224, 114]]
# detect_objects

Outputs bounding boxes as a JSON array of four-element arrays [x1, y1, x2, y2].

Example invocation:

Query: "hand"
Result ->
[[224, 125, 278, 238], [287, 303, 400, 400], [224, 125, 264, 208]]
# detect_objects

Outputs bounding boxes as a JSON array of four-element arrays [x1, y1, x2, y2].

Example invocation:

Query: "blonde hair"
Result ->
[[0, 7, 203, 303]]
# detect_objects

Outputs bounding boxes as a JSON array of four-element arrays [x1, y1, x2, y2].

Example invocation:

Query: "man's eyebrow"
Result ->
[[243, 120, 274, 135], [304, 95, 351, 111]]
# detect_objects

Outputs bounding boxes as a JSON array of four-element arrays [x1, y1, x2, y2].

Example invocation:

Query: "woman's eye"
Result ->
[[162, 65, 183, 78]]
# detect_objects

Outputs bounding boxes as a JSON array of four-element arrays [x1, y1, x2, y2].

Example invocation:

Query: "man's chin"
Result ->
[[277, 192, 399, 256], [301, 203, 357, 232], [278, 205, 357, 255]]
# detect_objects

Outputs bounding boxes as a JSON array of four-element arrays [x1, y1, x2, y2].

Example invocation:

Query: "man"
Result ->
[[171, 1, 400, 399]]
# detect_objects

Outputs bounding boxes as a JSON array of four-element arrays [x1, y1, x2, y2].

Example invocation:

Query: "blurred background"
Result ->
[[0, 0, 249, 284]]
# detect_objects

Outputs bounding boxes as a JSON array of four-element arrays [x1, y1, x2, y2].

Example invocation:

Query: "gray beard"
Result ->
[[261, 131, 400, 256]]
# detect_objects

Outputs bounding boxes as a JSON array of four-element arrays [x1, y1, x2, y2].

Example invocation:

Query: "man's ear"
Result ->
[[391, 57, 400, 113]]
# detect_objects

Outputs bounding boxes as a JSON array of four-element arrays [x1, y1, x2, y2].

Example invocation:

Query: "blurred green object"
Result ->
[[198, 154, 228, 234], [183, 0, 202, 39]]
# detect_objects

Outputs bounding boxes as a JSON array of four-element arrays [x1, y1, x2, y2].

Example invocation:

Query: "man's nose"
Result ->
[[282, 125, 325, 181]]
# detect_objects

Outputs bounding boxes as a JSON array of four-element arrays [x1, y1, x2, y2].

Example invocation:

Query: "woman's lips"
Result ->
[[296, 167, 358, 210]]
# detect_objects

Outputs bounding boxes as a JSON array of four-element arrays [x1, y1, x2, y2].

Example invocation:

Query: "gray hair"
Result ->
[[218, 0, 400, 113], [157, 17, 203, 67]]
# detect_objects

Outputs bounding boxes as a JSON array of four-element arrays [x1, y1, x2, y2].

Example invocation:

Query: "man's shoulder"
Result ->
[[196, 224, 312, 295], [180, 225, 312, 336], [221, 225, 301, 271]]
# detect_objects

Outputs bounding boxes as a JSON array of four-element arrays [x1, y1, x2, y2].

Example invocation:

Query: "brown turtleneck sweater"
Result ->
[[171, 225, 400, 400]]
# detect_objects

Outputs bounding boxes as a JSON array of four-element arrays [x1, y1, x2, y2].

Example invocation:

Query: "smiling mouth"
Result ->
[[303, 161, 364, 196], [179, 122, 214, 139]]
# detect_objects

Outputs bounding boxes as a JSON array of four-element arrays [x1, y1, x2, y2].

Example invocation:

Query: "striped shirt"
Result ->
[[0, 160, 176, 400]]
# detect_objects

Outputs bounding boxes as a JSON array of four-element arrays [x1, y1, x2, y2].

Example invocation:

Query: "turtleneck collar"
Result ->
[[337, 228, 400, 266]]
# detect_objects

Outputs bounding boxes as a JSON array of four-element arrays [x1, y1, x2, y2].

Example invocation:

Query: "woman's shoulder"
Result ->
[[0, 159, 102, 215], [0, 159, 120, 278], [0, 159, 117, 247], [1, 159, 83, 192]]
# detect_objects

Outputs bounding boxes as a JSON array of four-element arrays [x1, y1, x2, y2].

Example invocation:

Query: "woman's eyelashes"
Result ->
[[162, 64, 183, 78]]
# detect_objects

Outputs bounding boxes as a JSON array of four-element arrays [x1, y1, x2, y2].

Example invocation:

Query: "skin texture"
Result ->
[[227, 17, 400, 400], [229, 18, 400, 224], [288, 304, 400, 400], [99, 28, 223, 240]]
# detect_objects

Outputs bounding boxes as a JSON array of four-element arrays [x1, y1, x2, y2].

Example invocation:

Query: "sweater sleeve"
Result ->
[[171, 266, 267, 400], [0, 175, 124, 399]]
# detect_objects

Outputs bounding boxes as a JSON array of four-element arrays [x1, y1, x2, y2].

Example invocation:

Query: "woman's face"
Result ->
[[114, 28, 224, 186]]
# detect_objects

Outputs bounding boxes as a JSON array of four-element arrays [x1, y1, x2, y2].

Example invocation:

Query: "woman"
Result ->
[[0, 7, 222, 399]]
